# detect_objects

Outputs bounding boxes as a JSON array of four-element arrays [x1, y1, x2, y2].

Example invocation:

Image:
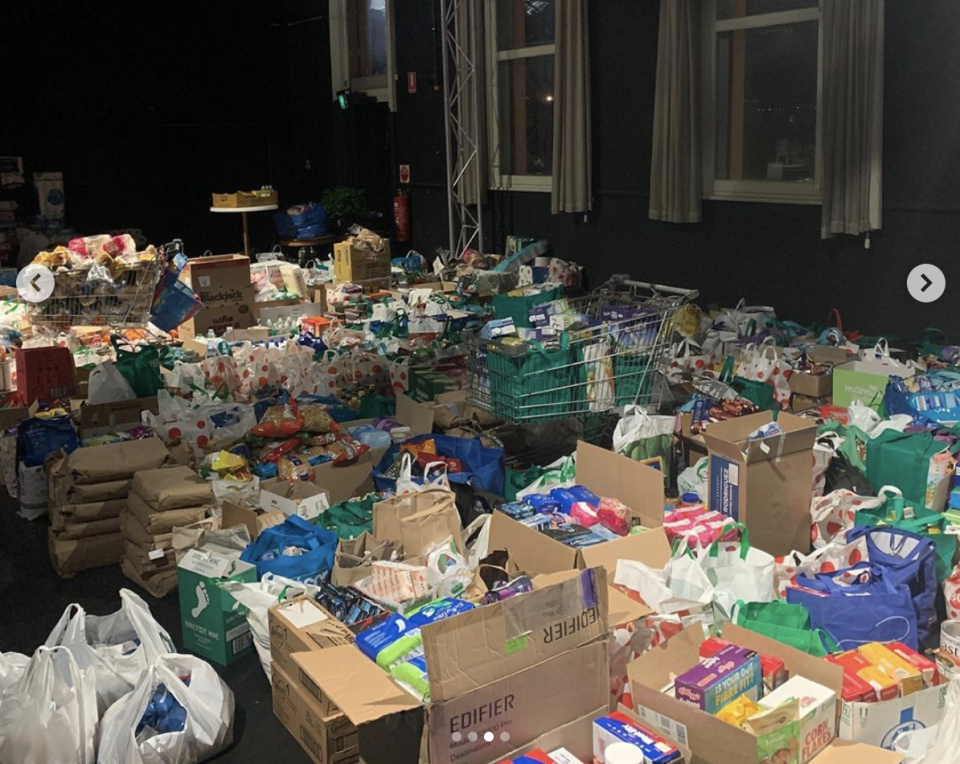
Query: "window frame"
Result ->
[[486, 1, 556, 193], [701, 1, 823, 205], [329, 0, 397, 112]]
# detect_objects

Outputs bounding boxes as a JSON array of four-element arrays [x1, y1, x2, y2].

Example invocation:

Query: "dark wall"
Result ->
[[394, 0, 960, 340], [2, 0, 393, 255]]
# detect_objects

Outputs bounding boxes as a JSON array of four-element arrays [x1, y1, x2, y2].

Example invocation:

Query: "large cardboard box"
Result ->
[[333, 240, 392, 283], [811, 741, 903, 764], [221, 501, 285, 541], [177, 547, 257, 666], [832, 358, 917, 412], [839, 682, 948, 751], [292, 568, 610, 764], [485, 440, 670, 577], [629, 624, 844, 764], [702, 412, 817, 557], [212, 190, 278, 208], [259, 479, 330, 521], [72, 396, 159, 439], [272, 661, 360, 764], [180, 254, 253, 305], [312, 447, 389, 505], [179, 295, 256, 340], [269, 596, 357, 680]]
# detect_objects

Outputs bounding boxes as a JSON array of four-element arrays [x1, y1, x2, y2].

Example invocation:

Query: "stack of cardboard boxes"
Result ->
[[120, 465, 213, 597], [333, 239, 392, 294], [46, 439, 174, 578], [179, 254, 255, 339]]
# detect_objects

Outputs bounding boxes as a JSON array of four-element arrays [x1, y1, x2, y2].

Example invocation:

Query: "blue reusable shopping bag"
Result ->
[[371, 434, 505, 497], [17, 416, 79, 467], [785, 563, 919, 650], [846, 526, 940, 648], [239, 516, 338, 584]]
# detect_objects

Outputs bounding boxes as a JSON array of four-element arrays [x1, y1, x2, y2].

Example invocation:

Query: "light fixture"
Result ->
[[545, 94, 554, 102]]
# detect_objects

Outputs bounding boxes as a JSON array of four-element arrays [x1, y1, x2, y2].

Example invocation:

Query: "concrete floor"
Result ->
[[0, 508, 314, 764]]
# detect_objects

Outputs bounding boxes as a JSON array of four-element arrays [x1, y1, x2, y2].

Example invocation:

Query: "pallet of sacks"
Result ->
[[46, 438, 175, 578], [121, 465, 214, 597]]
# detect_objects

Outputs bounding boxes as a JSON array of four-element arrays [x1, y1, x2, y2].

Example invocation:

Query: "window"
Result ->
[[487, 0, 556, 192], [702, 0, 822, 203], [329, 0, 396, 110]]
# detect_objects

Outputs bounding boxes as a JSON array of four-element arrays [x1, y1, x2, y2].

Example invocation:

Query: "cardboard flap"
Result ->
[[576, 441, 665, 527], [628, 624, 705, 691], [423, 568, 607, 703], [396, 394, 437, 436], [486, 511, 578, 575], [292, 646, 420, 725], [577, 527, 671, 576], [810, 742, 903, 764], [607, 582, 654, 623], [314, 446, 388, 504], [702, 412, 816, 463]]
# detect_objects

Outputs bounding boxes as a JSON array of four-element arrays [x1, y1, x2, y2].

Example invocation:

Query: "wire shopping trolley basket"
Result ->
[[467, 278, 697, 424]]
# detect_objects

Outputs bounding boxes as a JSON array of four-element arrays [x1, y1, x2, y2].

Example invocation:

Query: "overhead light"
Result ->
[[545, 95, 554, 102]]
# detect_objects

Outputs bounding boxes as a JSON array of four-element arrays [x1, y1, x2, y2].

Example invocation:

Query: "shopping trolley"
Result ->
[[467, 277, 698, 426]]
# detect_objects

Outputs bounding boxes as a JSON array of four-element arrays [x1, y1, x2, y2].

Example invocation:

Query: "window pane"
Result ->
[[496, 0, 555, 50], [497, 55, 554, 176], [347, 0, 388, 80], [717, 0, 818, 20], [714, 21, 818, 183]]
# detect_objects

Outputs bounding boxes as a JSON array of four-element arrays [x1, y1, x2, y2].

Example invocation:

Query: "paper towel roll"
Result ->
[[605, 742, 645, 764]]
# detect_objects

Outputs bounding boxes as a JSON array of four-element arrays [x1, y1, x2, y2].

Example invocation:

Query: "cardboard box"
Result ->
[[259, 479, 330, 521], [179, 299, 256, 340], [255, 301, 326, 326], [629, 624, 844, 764], [839, 682, 948, 750], [312, 447, 389, 505], [212, 190, 279, 208], [789, 371, 833, 399], [269, 596, 357, 679], [177, 547, 257, 666], [272, 661, 359, 764], [48, 528, 124, 578], [16, 346, 75, 404], [857, 644, 924, 697], [486, 442, 669, 577], [810, 741, 903, 764], [702, 412, 817, 557], [293, 568, 610, 764], [221, 501, 285, 540], [832, 358, 917, 412], [180, 254, 253, 305], [333, 240, 392, 283], [72, 397, 160, 439], [674, 645, 761, 714]]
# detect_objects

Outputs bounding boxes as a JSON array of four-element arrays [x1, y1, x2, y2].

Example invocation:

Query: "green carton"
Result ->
[[178, 547, 257, 666]]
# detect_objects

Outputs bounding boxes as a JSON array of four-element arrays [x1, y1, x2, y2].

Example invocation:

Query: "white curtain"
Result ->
[[552, 0, 592, 214], [649, 0, 701, 224], [821, 0, 884, 239]]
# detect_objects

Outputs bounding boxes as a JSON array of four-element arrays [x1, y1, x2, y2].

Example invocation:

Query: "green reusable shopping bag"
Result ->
[[865, 429, 946, 509], [314, 495, 376, 539], [856, 488, 957, 583], [733, 600, 840, 656], [111, 337, 164, 397], [358, 393, 396, 420], [731, 377, 777, 411], [491, 284, 562, 329], [505, 465, 545, 502]]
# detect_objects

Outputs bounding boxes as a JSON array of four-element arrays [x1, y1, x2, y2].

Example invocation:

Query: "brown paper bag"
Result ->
[[132, 466, 213, 511], [398, 502, 464, 558], [48, 528, 124, 578], [121, 557, 178, 598], [373, 488, 456, 544], [331, 532, 401, 587], [50, 514, 121, 540], [126, 492, 209, 534], [67, 438, 173, 485]]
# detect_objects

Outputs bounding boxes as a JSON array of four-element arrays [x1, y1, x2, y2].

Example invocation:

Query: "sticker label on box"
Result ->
[[710, 455, 740, 522]]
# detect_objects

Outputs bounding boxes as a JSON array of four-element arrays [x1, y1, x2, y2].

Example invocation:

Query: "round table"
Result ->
[[210, 204, 278, 257]]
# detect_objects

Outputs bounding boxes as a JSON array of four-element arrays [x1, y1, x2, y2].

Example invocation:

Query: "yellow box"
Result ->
[[858, 643, 924, 697], [333, 240, 392, 283]]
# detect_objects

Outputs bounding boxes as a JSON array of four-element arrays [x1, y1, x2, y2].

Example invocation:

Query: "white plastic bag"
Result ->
[[44, 589, 175, 714], [516, 453, 577, 499], [88, 361, 137, 405], [97, 653, 234, 764], [612, 406, 675, 463], [0, 651, 29, 694], [810, 487, 886, 548], [614, 544, 715, 618], [697, 525, 776, 620], [893, 673, 960, 764], [0, 646, 98, 764], [225, 574, 320, 682]]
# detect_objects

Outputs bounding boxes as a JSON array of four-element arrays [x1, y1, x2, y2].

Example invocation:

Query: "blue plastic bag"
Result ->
[[273, 203, 327, 240], [18, 416, 79, 467], [371, 434, 505, 496], [785, 563, 919, 650], [846, 526, 939, 648], [239, 516, 338, 583]]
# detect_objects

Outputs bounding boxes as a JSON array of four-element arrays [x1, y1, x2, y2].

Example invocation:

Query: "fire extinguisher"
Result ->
[[393, 187, 411, 243]]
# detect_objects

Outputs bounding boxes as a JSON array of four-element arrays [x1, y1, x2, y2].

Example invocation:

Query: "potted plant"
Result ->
[[320, 187, 369, 232]]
